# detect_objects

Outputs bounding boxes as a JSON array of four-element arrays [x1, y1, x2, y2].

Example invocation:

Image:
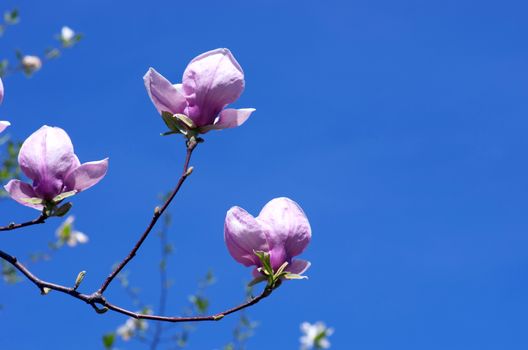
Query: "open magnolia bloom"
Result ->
[[144, 48, 255, 135], [224, 197, 312, 281], [4, 125, 108, 210]]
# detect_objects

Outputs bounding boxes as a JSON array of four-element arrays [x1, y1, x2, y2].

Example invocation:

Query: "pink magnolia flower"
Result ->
[[144, 48, 255, 133], [0, 78, 9, 133], [4, 125, 108, 210], [224, 197, 312, 277]]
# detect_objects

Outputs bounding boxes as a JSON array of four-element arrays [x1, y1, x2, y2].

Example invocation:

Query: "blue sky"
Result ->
[[1, 0, 528, 349]]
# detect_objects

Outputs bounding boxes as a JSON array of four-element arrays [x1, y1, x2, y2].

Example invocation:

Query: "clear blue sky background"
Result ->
[[1, 0, 528, 349]]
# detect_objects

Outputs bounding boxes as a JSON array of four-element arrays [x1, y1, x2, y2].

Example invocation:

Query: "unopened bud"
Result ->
[[41, 287, 51, 295], [73, 270, 86, 290], [185, 166, 194, 176], [21, 55, 42, 72]]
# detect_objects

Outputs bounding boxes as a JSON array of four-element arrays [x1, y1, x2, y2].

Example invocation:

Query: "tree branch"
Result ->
[[101, 285, 274, 323], [0, 248, 274, 323], [97, 138, 197, 294], [0, 212, 48, 231]]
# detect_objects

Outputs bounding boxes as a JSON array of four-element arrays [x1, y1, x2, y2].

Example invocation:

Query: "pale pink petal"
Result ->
[[182, 48, 245, 126], [200, 108, 255, 132], [224, 206, 270, 267], [64, 158, 108, 192], [287, 259, 311, 275], [257, 197, 312, 259], [0, 77, 4, 104], [4, 180, 43, 210], [144, 68, 187, 115], [0, 121, 10, 133]]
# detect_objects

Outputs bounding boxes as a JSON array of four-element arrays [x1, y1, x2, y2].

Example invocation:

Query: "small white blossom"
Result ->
[[116, 316, 149, 341], [56, 216, 89, 247], [300, 321, 334, 350], [60, 26, 75, 42], [21, 55, 42, 71]]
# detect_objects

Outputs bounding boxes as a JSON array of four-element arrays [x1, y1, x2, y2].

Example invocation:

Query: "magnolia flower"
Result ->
[[300, 322, 334, 350], [56, 216, 89, 247], [224, 197, 311, 277], [60, 26, 75, 42], [144, 48, 255, 134], [4, 125, 108, 210], [21, 55, 42, 72]]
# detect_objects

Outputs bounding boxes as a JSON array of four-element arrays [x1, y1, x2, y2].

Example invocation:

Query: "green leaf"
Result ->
[[189, 295, 209, 314], [4, 9, 19, 24], [102, 333, 115, 349]]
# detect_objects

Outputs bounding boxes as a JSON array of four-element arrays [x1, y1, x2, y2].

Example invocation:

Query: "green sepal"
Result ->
[[161, 111, 189, 135], [283, 273, 308, 280], [174, 113, 196, 129], [52, 190, 77, 203], [254, 251, 273, 276], [21, 197, 44, 205], [161, 130, 181, 136], [52, 202, 73, 217], [274, 261, 289, 277]]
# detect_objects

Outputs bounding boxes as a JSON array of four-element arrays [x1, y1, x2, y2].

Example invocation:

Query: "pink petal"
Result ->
[[287, 259, 311, 275], [0, 121, 10, 133], [182, 48, 245, 126], [257, 197, 312, 259], [18, 126, 77, 199], [200, 108, 255, 132], [64, 158, 108, 192], [0, 77, 4, 104], [144, 68, 187, 115], [224, 206, 270, 267], [4, 180, 43, 210]]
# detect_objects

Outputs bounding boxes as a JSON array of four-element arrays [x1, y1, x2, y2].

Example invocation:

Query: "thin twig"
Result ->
[[98, 139, 197, 294], [0, 212, 48, 231], [0, 248, 274, 323], [101, 286, 273, 323], [150, 214, 171, 350]]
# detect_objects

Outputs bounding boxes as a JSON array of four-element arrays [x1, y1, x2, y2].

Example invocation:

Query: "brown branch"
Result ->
[[150, 215, 171, 350], [101, 285, 274, 323], [97, 138, 197, 295], [0, 248, 274, 323], [0, 212, 48, 231]]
